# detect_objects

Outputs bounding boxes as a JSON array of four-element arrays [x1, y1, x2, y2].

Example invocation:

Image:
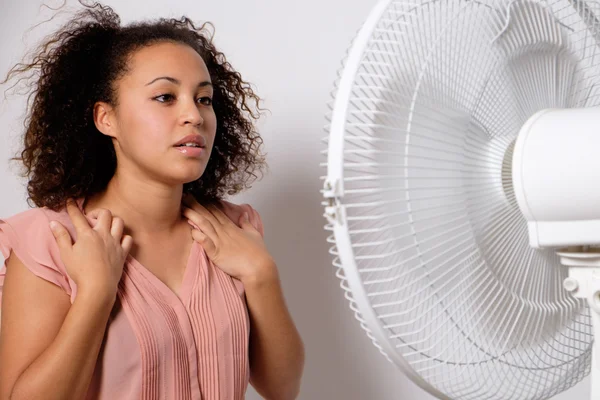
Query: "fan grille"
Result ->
[[322, 0, 599, 398]]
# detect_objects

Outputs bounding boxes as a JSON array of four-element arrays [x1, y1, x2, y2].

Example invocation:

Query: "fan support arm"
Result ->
[[557, 247, 600, 399]]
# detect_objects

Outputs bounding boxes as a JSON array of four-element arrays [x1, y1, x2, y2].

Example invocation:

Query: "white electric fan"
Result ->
[[322, 0, 600, 399]]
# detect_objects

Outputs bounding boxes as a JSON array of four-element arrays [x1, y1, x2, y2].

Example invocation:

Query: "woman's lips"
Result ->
[[174, 146, 204, 157]]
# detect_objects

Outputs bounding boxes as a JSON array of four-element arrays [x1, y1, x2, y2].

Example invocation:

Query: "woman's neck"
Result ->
[[83, 174, 186, 239]]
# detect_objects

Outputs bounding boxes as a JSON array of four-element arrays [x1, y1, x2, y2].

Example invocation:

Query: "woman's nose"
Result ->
[[181, 100, 204, 126]]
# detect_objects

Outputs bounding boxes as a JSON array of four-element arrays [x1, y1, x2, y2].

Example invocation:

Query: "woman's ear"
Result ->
[[93, 101, 117, 138]]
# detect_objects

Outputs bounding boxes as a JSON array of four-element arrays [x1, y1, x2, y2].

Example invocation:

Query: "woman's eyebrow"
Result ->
[[145, 76, 213, 88]]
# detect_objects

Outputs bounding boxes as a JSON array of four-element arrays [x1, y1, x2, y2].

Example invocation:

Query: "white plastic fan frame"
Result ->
[[324, 0, 599, 399], [323, 0, 451, 398]]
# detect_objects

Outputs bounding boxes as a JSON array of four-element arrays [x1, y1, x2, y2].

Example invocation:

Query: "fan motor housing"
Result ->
[[513, 106, 600, 248]]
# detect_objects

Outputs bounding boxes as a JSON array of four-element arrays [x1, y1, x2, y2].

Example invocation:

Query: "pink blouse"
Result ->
[[0, 197, 264, 400]]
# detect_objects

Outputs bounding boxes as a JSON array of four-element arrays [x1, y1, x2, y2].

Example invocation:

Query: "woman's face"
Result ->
[[104, 41, 217, 186]]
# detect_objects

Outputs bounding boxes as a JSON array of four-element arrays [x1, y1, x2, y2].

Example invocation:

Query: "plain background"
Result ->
[[0, 0, 590, 398]]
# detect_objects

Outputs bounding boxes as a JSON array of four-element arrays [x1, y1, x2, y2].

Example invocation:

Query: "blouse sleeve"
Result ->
[[0, 208, 72, 296]]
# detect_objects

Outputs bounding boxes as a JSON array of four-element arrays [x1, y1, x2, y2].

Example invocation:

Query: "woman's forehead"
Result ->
[[123, 42, 210, 86]]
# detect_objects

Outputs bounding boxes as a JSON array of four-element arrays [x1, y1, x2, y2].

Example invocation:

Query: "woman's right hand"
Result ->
[[48, 199, 133, 300]]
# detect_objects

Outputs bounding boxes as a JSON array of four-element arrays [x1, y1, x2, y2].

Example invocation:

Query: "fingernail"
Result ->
[[49, 221, 58, 231]]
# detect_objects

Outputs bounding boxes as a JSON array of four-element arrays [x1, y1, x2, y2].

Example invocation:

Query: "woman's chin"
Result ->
[[164, 168, 205, 185], [182, 170, 205, 184]]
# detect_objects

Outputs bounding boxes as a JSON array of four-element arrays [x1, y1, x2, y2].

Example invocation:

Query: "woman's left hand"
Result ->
[[181, 195, 275, 282]]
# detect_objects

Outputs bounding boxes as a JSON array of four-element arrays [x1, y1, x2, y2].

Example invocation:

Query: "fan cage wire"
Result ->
[[321, 0, 600, 398]]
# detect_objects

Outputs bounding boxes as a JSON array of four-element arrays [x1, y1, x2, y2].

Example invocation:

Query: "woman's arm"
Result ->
[[0, 254, 115, 400], [180, 198, 305, 398], [244, 264, 305, 400]]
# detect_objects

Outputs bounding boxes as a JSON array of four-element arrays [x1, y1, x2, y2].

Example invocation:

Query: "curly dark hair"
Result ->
[[2, 1, 267, 211]]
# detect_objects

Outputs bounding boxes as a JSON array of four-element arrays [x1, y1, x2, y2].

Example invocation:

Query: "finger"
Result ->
[[205, 203, 230, 226], [239, 211, 255, 230], [65, 199, 92, 233], [121, 235, 133, 254], [110, 216, 124, 239], [183, 207, 219, 238], [87, 209, 113, 232], [190, 229, 216, 254], [49, 221, 73, 253], [182, 197, 221, 227]]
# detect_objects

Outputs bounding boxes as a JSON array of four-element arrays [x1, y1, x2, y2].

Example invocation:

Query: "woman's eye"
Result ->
[[197, 97, 213, 106], [154, 94, 212, 106], [154, 94, 175, 103]]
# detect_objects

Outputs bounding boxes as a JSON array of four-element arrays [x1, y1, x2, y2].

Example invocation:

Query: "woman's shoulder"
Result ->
[[0, 204, 70, 259], [1, 205, 70, 233], [0, 205, 73, 296], [218, 199, 257, 218], [2, 206, 53, 232], [218, 200, 264, 237]]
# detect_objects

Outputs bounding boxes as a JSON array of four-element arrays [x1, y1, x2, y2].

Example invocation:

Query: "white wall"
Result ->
[[0, 0, 590, 399]]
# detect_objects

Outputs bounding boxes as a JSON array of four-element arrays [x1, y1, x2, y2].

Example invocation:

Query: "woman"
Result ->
[[0, 2, 304, 399]]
